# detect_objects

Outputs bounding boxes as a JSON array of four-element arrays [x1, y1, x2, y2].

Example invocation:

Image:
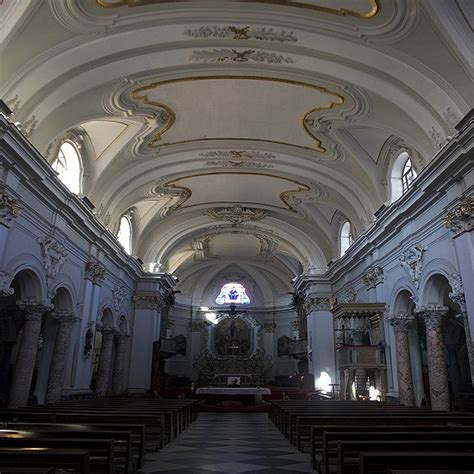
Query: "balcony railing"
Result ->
[[336, 344, 385, 368]]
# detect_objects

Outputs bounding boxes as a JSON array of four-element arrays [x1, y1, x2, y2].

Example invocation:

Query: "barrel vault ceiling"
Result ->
[[1, 0, 472, 305]]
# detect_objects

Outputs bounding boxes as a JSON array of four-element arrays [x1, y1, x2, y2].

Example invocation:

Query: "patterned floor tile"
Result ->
[[138, 413, 315, 473]]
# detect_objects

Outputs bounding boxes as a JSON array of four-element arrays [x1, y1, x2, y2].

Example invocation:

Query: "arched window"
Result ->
[[117, 215, 132, 254], [215, 282, 250, 305], [51, 141, 82, 194], [340, 221, 353, 256], [390, 152, 417, 202]]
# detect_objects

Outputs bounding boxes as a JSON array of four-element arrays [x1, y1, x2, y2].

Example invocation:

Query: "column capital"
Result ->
[[51, 311, 78, 324], [304, 295, 336, 313], [442, 195, 473, 237], [18, 297, 52, 320], [97, 324, 115, 339], [388, 312, 415, 332], [416, 304, 448, 329]]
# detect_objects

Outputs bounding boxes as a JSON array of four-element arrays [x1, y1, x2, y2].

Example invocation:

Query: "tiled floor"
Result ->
[[139, 412, 314, 473]]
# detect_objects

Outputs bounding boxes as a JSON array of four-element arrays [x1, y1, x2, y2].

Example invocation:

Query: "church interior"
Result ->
[[0, 0, 473, 472]]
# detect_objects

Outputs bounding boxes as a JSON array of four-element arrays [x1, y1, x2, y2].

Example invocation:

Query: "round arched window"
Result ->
[[390, 152, 418, 202], [340, 221, 353, 256], [51, 141, 82, 194], [117, 215, 132, 254]]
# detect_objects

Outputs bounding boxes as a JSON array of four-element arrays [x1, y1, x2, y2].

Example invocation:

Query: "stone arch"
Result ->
[[9, 264, 46, 302], [418, 258, 458, 307], [50, 280, 76, 312]]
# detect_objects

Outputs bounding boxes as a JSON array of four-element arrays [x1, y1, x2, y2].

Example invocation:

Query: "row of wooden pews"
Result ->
[[0, 396, 198, 473], [268, 399, 474, 474]]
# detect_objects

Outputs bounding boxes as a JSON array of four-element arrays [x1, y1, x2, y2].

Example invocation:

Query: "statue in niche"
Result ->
[[174, 334, 187, 356], [278, 335, 292, 357], [214, 318, 251, 357]]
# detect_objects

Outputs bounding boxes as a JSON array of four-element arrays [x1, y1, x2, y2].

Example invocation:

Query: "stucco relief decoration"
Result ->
[[304, 296, 336, 313], [442, 107, 461, 135], [362, 266, 384, 290], [184, 26, 297, 43], [399, 244, 426, 290], [0, 271, 14, 297], [85, 260, 106, 285], [204, 204, 267, 225], [133, 293, 164, 310], [190, 320, 209, 332], [0, 192, 22, 226], [290, 320, 300, 330], [189, 49, 294, 64], [340, 286, 357, 303], [448, 272, 466, 314], [112, 284, 128, 311], [443, 196, 473, 236], [201, 150, 276, 169], [39, 238, 68, 292]]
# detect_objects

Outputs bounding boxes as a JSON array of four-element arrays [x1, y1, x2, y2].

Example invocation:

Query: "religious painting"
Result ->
[[215, 282, 250, 305], [214, 318, 251, 357], [278, 335, 292, 357]]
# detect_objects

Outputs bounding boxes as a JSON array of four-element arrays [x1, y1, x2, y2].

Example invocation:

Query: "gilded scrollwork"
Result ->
[[0, 192, 22, 226], [443, 196, 473, 236]]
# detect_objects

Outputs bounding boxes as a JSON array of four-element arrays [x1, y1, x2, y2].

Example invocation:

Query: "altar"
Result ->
[[196, 387, 271, 405]]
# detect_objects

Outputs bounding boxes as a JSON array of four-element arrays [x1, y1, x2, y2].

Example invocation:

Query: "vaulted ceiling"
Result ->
[[1, 0, 472, 304]]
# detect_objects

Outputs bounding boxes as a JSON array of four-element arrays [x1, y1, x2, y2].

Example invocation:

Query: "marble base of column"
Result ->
[[45, 312, 76, 404], [9, 300, 48, 408]]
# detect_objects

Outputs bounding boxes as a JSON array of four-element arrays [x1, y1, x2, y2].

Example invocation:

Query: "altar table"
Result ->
[[196, 387, 271, 404]]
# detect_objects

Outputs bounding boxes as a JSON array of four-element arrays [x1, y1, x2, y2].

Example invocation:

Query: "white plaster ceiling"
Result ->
[[1, 0, 472, 306]]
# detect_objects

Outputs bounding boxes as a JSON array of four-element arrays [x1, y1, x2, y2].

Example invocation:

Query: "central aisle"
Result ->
[[139, 412, 314, 473]]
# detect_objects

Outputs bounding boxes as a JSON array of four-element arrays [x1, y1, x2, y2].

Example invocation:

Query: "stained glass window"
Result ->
[[215, 283, 250, 305]]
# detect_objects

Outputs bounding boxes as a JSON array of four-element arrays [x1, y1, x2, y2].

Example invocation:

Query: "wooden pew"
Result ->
[[4, 421, 144, 470], [358, 452, 474, 473], [0, 447, 91, 473], [338, 439, 474, 474], [0, 435, 114, 474], [319, 430, 474, 474]]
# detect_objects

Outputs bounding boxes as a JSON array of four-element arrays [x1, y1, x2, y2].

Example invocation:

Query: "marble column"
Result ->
[[421, 305, 450, 411], [45, 311, 76, 403], [95, 326, 115, 395], [9, 299, 49, 408], [389, 312, 415, 406], [112, 333, 130, 394]]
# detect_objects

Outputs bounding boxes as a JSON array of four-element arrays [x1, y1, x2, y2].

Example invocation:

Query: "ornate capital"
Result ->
[[290, 319, 300, 330], [388, 312, 415, 332], [85, 260, 106, 285], [304, 296, 336, 313], [443, 196, 473, 236], [133, 292, 165, 310], [399, 243, 426, 290], [97, 324, 115, 338], [0, 192, 22, 226], [262, 321, 276, 332], [51, 311, 77, 324], [363, 266, 384, 290], [18, 297, 51, 320], [417, 304, 448, 330]]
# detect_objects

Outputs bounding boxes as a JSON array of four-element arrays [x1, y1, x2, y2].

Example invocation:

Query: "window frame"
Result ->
[[51, 140, 83, 194]]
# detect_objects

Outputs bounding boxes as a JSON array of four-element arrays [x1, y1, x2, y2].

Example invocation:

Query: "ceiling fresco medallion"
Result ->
[[188, 49, 294, 64], [201, 150, 276, 169], [96, 0, 379, 19], [130, 76, 345, 152], [184, 26, 297, 43], [204, 204, 267, 224]]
